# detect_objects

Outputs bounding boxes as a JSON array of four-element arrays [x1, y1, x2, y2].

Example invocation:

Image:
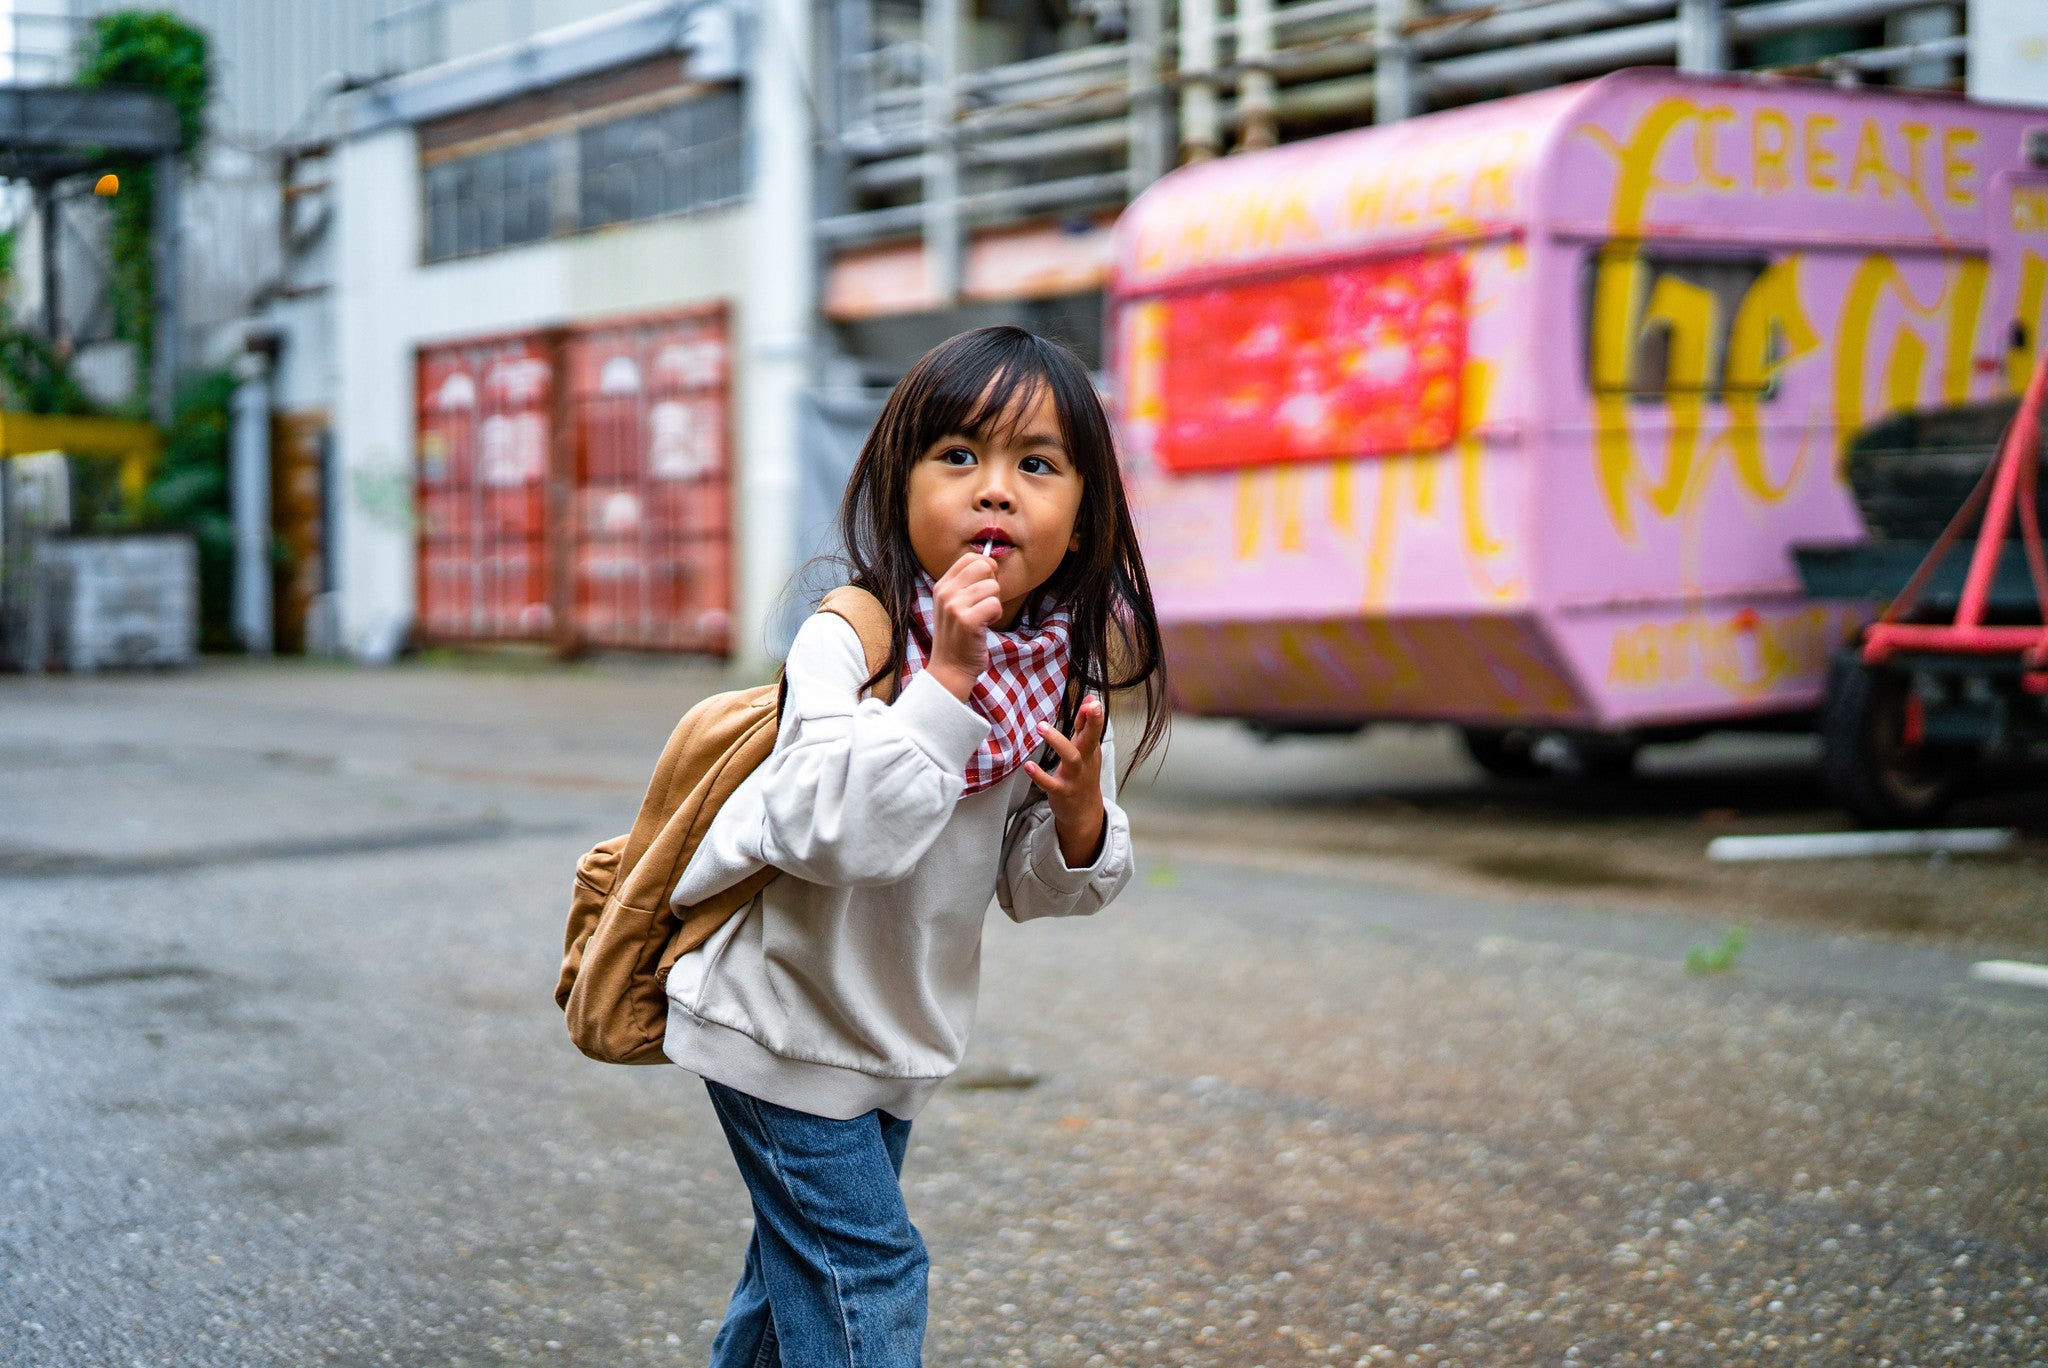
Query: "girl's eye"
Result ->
[[1021, 455, 1058, 475], [940, 446, 976, 466]]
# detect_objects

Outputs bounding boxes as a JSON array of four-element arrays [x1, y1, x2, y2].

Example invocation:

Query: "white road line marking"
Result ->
[[1969, 960, 2048, 991], [1707, 829, 2015, 862]]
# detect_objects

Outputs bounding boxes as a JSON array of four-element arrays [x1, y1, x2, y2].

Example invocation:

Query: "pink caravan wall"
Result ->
[[1110, 86, 1582, 723], [1526, 73, 2046, 725], [1109, 70, 2048, 729]]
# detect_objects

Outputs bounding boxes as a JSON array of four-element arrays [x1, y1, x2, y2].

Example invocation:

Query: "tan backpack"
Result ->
[[555, 586, 897, 1065]]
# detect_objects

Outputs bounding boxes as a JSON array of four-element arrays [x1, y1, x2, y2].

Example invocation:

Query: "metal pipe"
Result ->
[[1127, 0, 1170, 192], [36, 182, 58, 347], [1811, 31, 1967, 76], [1884, 3, 1960, 87], [1677, 0, 1727, 71], [230, 354, 274, 656], [1272, 70, 1380, 124], [922, 0, 963, 302], [853, 119, 1131, 193], [962, 41, 1128, 92], [1179, 0, 1220, 162], [1237, 0, 1279, 152], [1412, 0, 1672, 57], [818, 170, 1133, 244], [150, 152, 181, 427], [956, 87, 1132, 141], [1727, 0, 1938, 39], [1375, 0, 1417, 122], [1268, 35, 1380, 84], [1423, 16, 1678, 96]]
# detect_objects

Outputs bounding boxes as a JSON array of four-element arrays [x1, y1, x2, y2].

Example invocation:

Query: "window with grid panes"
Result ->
[[578, 88, 745, 230], [424, 139, 557, 262]]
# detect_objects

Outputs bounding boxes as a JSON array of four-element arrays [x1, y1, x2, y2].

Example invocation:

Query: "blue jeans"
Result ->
[[703, 1080, 927, 1368]]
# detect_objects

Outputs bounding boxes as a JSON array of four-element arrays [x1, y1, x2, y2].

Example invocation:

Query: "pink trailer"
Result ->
[[1109, 69, 2048, 772]]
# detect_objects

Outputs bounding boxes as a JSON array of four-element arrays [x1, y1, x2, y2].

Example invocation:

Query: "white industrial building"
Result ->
[[7, 0, 2047, 672]]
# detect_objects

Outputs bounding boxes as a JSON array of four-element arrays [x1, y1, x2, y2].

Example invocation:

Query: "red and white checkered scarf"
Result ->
[[900, 574, 1073, 796]]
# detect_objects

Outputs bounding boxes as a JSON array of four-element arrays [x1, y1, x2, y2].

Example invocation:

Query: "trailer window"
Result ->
[[1583, 248, 1779, 402], [1140, 250, 1468, 474]]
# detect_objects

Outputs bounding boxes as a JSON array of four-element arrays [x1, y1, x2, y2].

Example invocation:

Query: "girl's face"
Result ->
[[905, 384, 1084, 630]]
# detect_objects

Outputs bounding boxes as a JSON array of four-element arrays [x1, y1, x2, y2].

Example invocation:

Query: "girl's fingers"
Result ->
[[1075, 696, 1106, 749], [1035, 720, 1082, 765], [1022, 760, 1062, 794]]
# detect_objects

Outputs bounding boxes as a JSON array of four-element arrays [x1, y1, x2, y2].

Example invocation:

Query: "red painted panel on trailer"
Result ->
[[1153, 251, 1466, 473]]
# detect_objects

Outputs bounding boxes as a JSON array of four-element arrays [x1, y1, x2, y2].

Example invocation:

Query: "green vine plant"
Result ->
[[74, 9, 211, 404]]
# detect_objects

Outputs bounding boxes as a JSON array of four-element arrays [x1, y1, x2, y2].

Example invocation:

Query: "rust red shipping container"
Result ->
[[414, 305, 733, 655]]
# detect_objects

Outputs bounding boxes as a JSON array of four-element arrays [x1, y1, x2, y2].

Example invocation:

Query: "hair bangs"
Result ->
[[814, 325, 1172, 783], [913, 341, 1059, 453]]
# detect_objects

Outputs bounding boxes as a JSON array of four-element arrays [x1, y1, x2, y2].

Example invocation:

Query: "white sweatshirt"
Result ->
[[662, 610, 1134, 1120]]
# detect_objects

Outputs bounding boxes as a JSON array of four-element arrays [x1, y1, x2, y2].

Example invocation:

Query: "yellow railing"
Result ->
[[0, 411, 161, 507]]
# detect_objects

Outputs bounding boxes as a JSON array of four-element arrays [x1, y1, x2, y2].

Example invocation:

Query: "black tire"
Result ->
[[1557, 732, 1640, 782], [1461, 727, 1543, 779], [1819, 658, 1967, 827]]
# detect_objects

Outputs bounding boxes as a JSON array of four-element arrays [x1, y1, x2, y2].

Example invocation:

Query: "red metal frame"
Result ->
[[1861, 351, 2048, 692]]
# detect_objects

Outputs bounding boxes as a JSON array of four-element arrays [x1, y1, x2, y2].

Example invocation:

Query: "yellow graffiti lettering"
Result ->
[[1582, 98, 1716, 234], [1590, 250, 1650, 536], [1607, 608, 1834, 697], [1698, 105, 1737, 190], [1590, 251, 1822, 544], [1804, 114, 1841, 192], [2011, 252, 2046, 393], [1327, 459, 1356, 535], [1274, 465, 1305, 552], [1882, 328, 1929, 416], [2015, 186, 2048, 234], [1470, 157, 1515, 216], [1641, 273, 1719, 521], [1940, 257, 1986, 402], [1390, 170, 1424, 225], [1848, 119, 1893, 199], [1942, 126, 1980, 208], [1832, 255, 1989, 447], [1724, 256, 1820, 506], [1120, 302, 1166, 423], [1454, 359, 1521, 599], [1341, 171, 1387, 234], [1753, 109, 1792, 194]]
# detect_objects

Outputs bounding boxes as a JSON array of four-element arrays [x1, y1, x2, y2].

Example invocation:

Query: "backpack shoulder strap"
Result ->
[[815, 585, 899, 704]]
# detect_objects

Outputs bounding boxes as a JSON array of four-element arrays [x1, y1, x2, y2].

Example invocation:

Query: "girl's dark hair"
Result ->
[[829, 325, 1170, 780]]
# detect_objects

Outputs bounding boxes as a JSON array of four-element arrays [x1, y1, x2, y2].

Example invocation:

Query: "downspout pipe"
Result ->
[[1179, 0, 1220, 163], [1236, 0, 1278, 152], [230, 346, 275, 657]]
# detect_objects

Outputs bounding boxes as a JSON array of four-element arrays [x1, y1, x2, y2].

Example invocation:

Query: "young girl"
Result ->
[[661, 325, 1168, 1367]]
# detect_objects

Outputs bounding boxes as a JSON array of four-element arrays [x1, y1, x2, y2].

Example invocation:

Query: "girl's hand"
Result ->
[[926, 549, 1003, 701], [1023, 694, 1107, 869]]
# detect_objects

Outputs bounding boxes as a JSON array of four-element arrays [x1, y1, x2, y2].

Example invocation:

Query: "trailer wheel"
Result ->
[[1820, 659, 1966, 827], [1553, 732, 1640, 782], [1461, 727, 1543, 779]]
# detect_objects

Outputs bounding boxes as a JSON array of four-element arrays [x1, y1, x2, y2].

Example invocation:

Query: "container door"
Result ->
[[565, 307, 732, 654], [415, 334, 555, 642], [1990, 170, 2048, 394], [271, 409, 328, 653]]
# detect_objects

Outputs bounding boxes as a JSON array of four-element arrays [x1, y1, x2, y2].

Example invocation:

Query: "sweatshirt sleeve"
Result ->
[[995, 710, 1134, 923], [744, 611, 991, 888]]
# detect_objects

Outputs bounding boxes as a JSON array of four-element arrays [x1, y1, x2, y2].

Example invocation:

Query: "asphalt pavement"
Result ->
[[2, 659, 2043, 1368]]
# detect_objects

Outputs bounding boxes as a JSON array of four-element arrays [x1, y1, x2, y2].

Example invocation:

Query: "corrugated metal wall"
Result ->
[[66, 0, 385, 144], [60, 1, 654, 146], [414, 308, 735, 655]]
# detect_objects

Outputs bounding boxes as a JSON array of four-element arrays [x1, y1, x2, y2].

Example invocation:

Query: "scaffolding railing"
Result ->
[[819, 0, 1968, 295]]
